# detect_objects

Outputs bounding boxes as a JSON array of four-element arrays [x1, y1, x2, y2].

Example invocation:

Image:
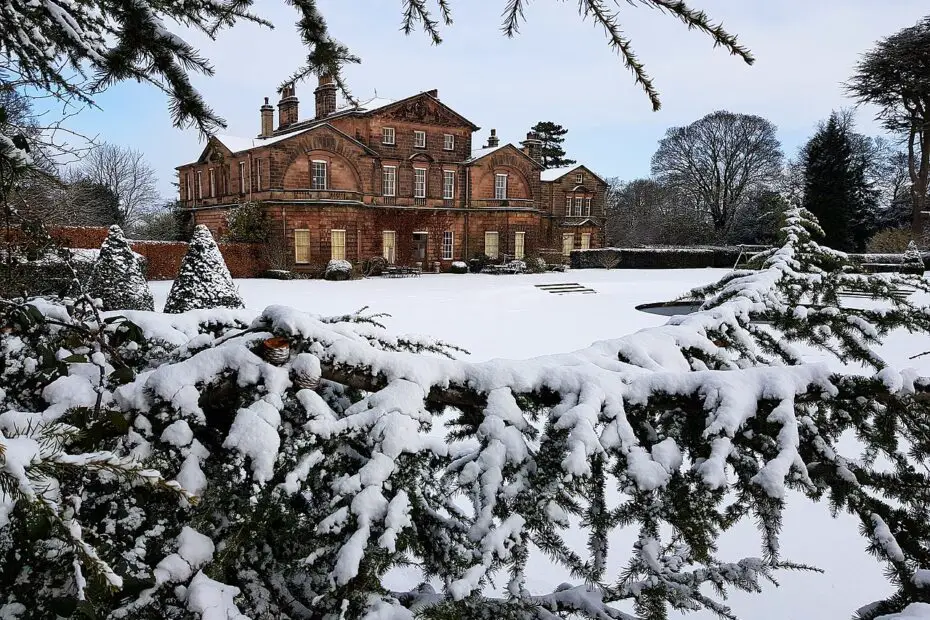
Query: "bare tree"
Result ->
[[607, 178, 712, 246], [847, 16, 930, 239], [651, 110, 783, 235], [72, 143, 159, 227]]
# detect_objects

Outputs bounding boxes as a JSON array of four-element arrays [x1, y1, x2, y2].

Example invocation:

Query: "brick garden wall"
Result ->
[[49, 227, 267, 280]]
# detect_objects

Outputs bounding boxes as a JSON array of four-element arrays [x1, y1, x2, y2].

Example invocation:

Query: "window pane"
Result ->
[[443, 171, 455, 199], [294, 230, 310, 264], [239, 162, 245, 193], [256, 160, 263, 191], [414, 131, 426, 148], [312, 161, 327, 190], [331, 230, 346, 261], [495, 174, 507, 200], [514, 232, 525, 260], [485, 231, 499, 259], [562, 233, 574, 256], [442, 231, 453, 260], [383, 231, 396, 263], [383, 167, 396, 196], [581, 233, 591, 250], [443, 134, 454, 150], [383, 127, 395, 144], [574, 197, 583, 217], [585, 197, 592, 216], [414, 168, 426, 198], [565, 196, 572, 215]]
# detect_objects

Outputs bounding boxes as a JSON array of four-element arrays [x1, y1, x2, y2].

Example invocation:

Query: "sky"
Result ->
[[64, 0, 929, 199]]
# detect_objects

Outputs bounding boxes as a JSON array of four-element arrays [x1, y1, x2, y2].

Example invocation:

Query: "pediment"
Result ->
[[488, 145, 539, 172], [380, 94, 477, 129], [408, 152, 434, 163], [197, 138, 230, 163], [294, 124, 376, 157]]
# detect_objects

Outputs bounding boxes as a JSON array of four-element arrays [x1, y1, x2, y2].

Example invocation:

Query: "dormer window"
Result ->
[[382, 127, 395, 145], [414, 130, 426, 148], [575, 172, 584, 184]]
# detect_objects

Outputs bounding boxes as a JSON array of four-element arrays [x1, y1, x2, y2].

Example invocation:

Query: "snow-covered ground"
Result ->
[[151, 268, 927, 619]]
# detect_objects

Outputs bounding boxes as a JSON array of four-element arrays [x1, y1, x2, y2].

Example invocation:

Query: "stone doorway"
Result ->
[[412, 232, 428, 263]]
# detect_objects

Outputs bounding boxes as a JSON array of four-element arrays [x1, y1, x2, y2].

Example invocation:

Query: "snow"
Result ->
[[144, 267, 928, 620], [160, 420, 194, 447], [540, 164, 582, 182], [213, 97, 396, 154], [879, 604, 930, 620], [469, 144, 509, 161], [185, 571, 247, 620]]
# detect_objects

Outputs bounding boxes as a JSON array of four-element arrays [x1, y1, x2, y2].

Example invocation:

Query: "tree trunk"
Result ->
[[908, 125, 930, 243]]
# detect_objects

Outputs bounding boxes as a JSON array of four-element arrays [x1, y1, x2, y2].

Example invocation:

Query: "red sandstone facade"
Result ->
[[176, 77, 606, 272]]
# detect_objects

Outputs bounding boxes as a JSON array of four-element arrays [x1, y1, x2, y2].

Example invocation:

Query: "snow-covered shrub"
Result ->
[[3, 207, 930, 619], [87, 225, 154, 311], [905, 240, 923, 264], [324, 259, 352, 281], [450, 261, 468, 274], [164, 225, 245, 313], [505, 259, 526, 273], [525, 256, 547, 273]]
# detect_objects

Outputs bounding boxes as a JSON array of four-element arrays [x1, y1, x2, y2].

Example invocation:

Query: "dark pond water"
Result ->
[[635, 301, 704, 316]]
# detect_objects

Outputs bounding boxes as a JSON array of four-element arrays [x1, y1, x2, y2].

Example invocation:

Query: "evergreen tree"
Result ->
[[5, 209, 930, 619], [530, 121, 577, 168], [164, 225, 244, 313], [87, 225, 154, 311], [801, 112, 878, 252]]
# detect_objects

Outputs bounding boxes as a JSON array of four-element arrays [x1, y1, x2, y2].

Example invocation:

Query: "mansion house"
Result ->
[[176, 76, 606, 271]]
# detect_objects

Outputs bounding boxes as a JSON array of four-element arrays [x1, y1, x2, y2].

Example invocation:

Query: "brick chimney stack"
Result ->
[[277, 83, 299, 129], [260, 97, 274, 137], [521, 130, 543, 164], [486, 128, 499, 148], [314, 74, 337, 119]]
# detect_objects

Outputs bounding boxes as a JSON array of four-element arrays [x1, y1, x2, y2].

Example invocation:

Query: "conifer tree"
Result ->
[[5, 209, 930, 620], [87, 225, 154, 311], [801, 112, 878, 252], [164, 225, 244, 313], [530, 121, 577, 168]]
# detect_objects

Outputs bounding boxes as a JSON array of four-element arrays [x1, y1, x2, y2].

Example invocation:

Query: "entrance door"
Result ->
[[412, 232, 428, 263]]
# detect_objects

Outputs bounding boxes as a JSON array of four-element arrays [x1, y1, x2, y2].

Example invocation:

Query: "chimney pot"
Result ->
[[260, 96, 275, 137], [486, 128, 499, 148], [277, 83, 299, 129], [520, 131, 543, 165], [314, 73, 338, 119]]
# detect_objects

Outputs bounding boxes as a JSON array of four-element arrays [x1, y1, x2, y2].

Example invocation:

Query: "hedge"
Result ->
[[573, 247, 928, 272], [570, 247, 764, 270]]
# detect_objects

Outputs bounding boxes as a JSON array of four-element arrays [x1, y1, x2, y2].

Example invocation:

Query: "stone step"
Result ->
[[535, 282, 597, 295]]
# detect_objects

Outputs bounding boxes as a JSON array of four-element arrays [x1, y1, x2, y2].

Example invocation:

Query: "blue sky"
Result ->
[[66, 0, 928, 199]]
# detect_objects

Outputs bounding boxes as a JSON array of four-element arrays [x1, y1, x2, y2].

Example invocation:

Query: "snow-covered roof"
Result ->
[[469, 144, 509, 161], [214, 127, 314, 154], [337, 96, 396, 114], [540, 165, 582, 182], [212, 96, 398, 155]]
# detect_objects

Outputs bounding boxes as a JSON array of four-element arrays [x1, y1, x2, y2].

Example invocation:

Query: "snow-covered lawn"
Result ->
[[150, 268, 925, 619]]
